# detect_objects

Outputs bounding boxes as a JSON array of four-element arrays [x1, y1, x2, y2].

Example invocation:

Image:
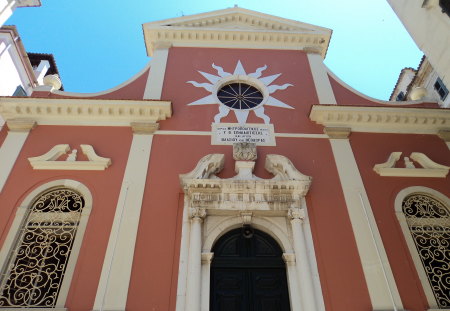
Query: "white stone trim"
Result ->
[[143, 47, 169, 100], [310, 105, 450, 134], [93, 133, 154, 311], [307, 53, 337, 106], [394, 187, 450, 310], [329, 138, 403, 310], [0, 97, 172, 126], [0, 130, 31, 193], [0, 179, 93, 308]]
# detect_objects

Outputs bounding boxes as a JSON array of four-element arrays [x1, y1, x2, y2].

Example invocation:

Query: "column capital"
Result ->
[[201, 252, 214, 264], [288, 207, 305, 221], [324, 127, 351, 139], [189, 207, 206, 220], [131, 122, 159, 134], [6, 119, 36, 132], [303, 47, 322, 55], [282, 253, 296, 266], [438, 129, 450, 142]]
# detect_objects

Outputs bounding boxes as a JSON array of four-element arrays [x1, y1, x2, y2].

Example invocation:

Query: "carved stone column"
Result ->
[[201, 252, 214, 311], [288, 207, 317, 311], [185, 207, 206, 311], [283, 253, 303, 311]]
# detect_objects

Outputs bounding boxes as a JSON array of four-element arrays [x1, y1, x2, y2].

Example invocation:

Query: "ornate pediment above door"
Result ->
[[179, 149, 312, 216]]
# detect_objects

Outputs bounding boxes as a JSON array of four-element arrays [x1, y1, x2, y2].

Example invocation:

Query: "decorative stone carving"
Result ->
[[288, 207, 305, 220], [240, 212, 253, 225], [29, 144, 111, 170], [265, 154, 312, 182], [189, 207, 207, 220], [233, 143, 257, 161], [180, 154, 225, 184], [373, 152, 449, 177], [180, 153, 312, 216]]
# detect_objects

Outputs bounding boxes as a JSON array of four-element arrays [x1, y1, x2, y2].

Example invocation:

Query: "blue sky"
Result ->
[[7, 0, 422, 100]]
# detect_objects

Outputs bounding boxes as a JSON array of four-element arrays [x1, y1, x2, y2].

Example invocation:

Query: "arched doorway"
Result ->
[[210, 227, 291, 311]]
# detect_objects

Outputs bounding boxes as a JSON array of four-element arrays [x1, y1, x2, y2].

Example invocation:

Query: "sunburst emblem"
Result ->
[[187, 60, 294, 125]]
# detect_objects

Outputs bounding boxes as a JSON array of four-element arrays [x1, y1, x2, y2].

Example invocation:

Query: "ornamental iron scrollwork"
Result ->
[[402, 194, 450, 308], [0, 188, 85, 307]]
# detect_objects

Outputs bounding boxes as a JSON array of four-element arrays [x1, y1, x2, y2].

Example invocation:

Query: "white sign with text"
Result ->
[[211, 123, 276, 146]]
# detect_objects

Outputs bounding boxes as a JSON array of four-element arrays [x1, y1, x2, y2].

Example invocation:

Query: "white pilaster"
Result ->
[[307, 52, 337, 106], [288, 208, 317, 311], [0, 119, 35, 193], [93, 123, 157, 311], [328, 129, 403, 311], [143, 44, 170, 100], [185, 207, 206, 311], [283, 253, 303, 311]]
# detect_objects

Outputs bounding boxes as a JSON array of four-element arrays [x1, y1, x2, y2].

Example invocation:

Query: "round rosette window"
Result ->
[[217, 82, 264, 110]]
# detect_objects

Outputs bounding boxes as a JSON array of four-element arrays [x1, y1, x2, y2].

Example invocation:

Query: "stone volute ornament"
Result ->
[[180, 153, 312, 216]]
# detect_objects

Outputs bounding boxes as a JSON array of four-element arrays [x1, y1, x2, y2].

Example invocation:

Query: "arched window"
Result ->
[[210, 227, 291, 311], [401, 192, 450, 309], [0, 184, 91, 308]]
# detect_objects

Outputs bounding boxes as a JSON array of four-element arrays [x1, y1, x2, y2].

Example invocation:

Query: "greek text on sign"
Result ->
[[212, 123, 275, 146]]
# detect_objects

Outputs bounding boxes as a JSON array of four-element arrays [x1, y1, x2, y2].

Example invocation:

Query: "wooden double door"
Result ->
[[210, 228, 291, 311]]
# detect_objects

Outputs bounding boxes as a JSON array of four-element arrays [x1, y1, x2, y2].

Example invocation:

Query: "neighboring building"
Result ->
[[387, 0, 450, 88], [0, 25, 62, 128], [391, 56, 450, 108], [0, 0, 41, 27], [0, 7, 449, 311]]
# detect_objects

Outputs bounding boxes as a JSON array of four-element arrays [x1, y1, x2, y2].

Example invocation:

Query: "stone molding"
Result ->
[[310, 105, 450, 134], [180, 154, 311, 216], [373, 152, 449, 177], [0, 97, 172, 126], [143, 7, 331, 57]]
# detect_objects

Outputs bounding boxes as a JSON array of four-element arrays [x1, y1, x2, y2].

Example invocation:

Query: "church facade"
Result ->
[[0, 7, 449, 311]]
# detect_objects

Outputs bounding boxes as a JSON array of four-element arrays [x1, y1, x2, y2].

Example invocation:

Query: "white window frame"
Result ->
[[395, 186, 450, 311], [0, 179, 93, 311]]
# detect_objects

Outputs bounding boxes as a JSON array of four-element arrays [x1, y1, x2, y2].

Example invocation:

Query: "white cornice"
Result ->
[[0, 97, 172, 126], [143, 7, 331, 57], [310, 105, 450, 134]]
